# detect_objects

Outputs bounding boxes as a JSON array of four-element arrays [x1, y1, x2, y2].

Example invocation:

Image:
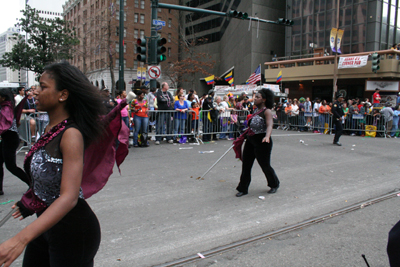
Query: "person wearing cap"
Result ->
[[332, 93, 344, 145], [380, 102, 394, 138], [396, 92, 400, 106]]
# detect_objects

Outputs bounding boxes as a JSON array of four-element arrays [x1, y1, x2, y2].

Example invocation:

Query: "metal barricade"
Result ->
[[199, 109, 249, 141], [17, 112, 49, 153], [146, 110, 200, 143]]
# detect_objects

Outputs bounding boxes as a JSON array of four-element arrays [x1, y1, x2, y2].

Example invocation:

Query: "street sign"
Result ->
[[148, 65, 161, 79], [155, 25, 162, 31], [152, 19, 166, 26]]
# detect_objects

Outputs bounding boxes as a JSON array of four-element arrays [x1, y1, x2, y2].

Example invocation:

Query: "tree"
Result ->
[[0, 6, 79, 75]]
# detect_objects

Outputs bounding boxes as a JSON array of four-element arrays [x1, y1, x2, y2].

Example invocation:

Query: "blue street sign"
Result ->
[[152, 19, 166, 26], [155, 25, 162, 31]]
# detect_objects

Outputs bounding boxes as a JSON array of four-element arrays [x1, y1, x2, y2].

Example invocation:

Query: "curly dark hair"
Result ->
[[43, 61, 106, 146], [0, 88, 15, 108], [258, 89, 275, 109]]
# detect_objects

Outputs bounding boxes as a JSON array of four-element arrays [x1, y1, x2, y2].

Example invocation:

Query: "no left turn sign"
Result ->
[[148, 66, 161, 79]]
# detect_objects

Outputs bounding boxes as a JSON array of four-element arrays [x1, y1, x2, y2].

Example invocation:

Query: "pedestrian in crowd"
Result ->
[[298, 97, 306, 131], [155, 82, 174, 145], [202, 90, 217, 141], [191, 102, 200, 134], [132, 90, 149, 147], [242, 97, 254, 114], [186, 89, 199, 103], [14, 87, 25, 106], [101, 88, 114, 114], [275, 102, 284, 129], [199, 93, 207, 107], [391, 105, 400, 137], [332, 93, 344, 146], [0, 62, 132, 267], [304, 97, 312, 127], [387, 218, 400, 266], [364, 98, 371, 107], [397, 92, 400, 106], [229, 110, 238, 140], [349, 101, 360, 136], [0, 89, 29, 195], [373, 88, 381, 107], [174, 87, 184, 101], [234, 88, 280, 197], [174, 93, 189, 143], [22, 87, 37, 141], [291, 99, 299, 130], [235, 95, 245, 110], [380, 102, 394, 138], [147, 87, 157, 133], [116, 90, 130, 128], [284, 101, 293, 130], [313, 98, 321, 133], [319, 100, 330, 133]]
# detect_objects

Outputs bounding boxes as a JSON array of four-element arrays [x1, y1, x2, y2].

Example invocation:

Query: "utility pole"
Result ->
[[118, 0, 124, 97], [332, 0, 340, 100], [149, 0, 158, 89]]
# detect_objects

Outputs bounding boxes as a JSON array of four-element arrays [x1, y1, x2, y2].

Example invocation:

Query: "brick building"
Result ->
[[62, 0, 179, 92]]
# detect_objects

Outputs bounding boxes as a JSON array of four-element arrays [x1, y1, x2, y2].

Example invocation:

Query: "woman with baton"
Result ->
[[234, 89, 280, 197]]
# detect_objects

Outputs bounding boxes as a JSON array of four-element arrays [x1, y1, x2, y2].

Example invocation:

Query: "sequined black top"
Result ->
[[30, 123, 84, 206], [249, 108, 267, 134]]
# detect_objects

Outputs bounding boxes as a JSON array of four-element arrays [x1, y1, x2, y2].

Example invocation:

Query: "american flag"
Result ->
[[247, 65, 261, 84]]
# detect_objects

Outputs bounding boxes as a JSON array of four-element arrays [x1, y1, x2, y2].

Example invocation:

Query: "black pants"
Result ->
[[387, 219, 400, 266], [0, 131, 29, 192], [333, 118, 343, 143], [236, 134, 280, 194], [23, 199, 101, 267]]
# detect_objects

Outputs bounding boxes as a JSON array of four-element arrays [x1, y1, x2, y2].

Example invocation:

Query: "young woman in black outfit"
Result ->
[[0, 62, 132, 267], [0, 89, 29, 195], [236, 89, 280, 197]]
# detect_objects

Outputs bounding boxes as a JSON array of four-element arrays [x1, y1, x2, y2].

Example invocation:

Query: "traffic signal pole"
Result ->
[[118, 0, 124, 95], [149, 0, 292, 88]]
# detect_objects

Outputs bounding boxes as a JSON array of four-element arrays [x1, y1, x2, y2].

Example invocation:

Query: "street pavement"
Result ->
[[1, 130, 400, 267]]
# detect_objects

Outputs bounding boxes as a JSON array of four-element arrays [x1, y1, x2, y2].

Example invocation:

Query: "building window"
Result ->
[[134, 13, 138, 23], [168, 47, 171, 57], [134, 29, 138, 39], [140, 30, 145, 39], [141, 0, 145, 9], [134, 60, 138, 69], [134, 0, 139, 8], [115, 59, 126, 68], [116, 43, 127, 53], [116, 12, 127, 21], [140, 14, 145, 24], [168, 18, 172, 28], [168, 33, 171, 42], [116, 27, 127, 37]]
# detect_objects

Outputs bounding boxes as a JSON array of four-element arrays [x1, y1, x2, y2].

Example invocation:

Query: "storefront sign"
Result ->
[[366, 81, 399, 91], [338, 55, 368, 69]]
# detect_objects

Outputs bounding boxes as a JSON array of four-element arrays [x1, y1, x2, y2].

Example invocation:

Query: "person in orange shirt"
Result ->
[[319, 100, 330, 132], [191, 102, 200, 133]]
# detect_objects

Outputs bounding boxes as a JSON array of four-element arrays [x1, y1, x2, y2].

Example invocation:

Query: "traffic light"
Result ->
[[156, 37, 167, 63], [278, 18, 294, 26], [227, 10, 248, 19], [136, 38, 147, 62], [371, 52, 380, 73]]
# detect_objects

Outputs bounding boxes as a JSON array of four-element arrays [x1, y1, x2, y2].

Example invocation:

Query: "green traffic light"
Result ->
[[158, 54, 166, 62], [242, 12, 248, 19]]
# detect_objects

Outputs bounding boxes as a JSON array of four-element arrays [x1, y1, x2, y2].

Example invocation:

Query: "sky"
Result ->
[[0, 0, 66, 34]]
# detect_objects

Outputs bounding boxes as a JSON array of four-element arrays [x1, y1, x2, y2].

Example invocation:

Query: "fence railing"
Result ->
[[17, 112, 49, 153]]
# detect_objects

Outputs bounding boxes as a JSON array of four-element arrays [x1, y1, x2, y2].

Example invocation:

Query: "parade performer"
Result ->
[[234, 89, 280, 197], [0, 62, 133, 267], [0, 89, 29, 195]]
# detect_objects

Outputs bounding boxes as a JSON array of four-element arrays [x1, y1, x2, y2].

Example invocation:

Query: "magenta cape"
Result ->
[[81, 99, 130, 198], [0, 97, 27, 135]]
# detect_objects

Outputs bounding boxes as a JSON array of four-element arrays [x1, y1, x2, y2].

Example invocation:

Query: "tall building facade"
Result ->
[[180, 0, 286, 92], [63, 0, 179, 91], [0, 28, 27, 85], [286, 0, 400, 57]]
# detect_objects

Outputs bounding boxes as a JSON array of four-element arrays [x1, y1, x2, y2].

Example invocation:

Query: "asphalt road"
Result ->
[[1, 130, 399, 267]]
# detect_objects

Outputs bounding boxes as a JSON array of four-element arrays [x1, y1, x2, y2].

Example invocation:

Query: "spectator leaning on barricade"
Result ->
[[391, 105, 400, 137], [116, 90, 130, 128], [147, 87, 157, 133], [132, 90, 149, 147], [22, 86, 37, 141], [243, 97, 254, 114], [155, 82, 174, 145], [173, 93, 190, 143], [380, 102, 394, 138], [174, 87, 184, 101], [291, 99, 299, 130], [319, 100, 330, 133], [298, 97, 306, 131], [305, 97, 312, 127], [284, 101, 293, 130], [215, 96, 230, 139]]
